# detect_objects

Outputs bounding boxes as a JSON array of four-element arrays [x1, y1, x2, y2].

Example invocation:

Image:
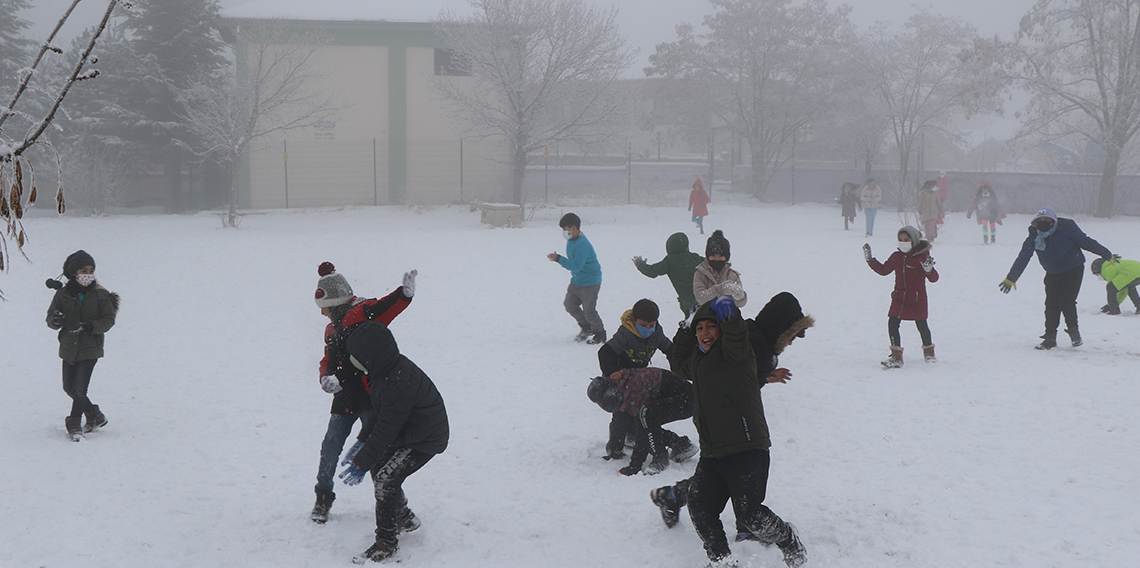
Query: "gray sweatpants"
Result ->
[[564, 283, 605, 335]]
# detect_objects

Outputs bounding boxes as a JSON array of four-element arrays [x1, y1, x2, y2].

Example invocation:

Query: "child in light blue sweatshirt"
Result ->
[[548, 212, 605, 343]]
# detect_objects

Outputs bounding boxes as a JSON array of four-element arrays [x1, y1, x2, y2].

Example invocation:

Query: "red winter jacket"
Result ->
[[689, 182, 710, 217], [320, 287, 412, 414], [868, 241, 938, 320]]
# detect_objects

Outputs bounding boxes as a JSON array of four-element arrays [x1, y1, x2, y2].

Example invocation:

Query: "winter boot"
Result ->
[[669, 436, 697, 463], [703, 555, 740, 568], [983, 234, 989, 245], [881, 346, 903, 369], [352, 537, 398, 564], [991, 233, 996, 244], [586, 331, 607, 345], [310, 492, 335, 524], [65, 416, 83, 442], [1101, 304, 1121, 315], [922, 344, 936, 363], [650, 486, 681, 529], [646, 453, 670, 475], [396, 508, 420, 533], [574, 327, 591, 342], [777, 524, 808, 568], [1035, 333, 1057, 350], [83, 404, 107, 433], [1066, 328, 1082, 347]]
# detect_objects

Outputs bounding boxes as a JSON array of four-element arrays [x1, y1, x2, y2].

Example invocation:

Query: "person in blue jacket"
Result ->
[[999, 206, 1113, 350], [548, 212, 606, 344]]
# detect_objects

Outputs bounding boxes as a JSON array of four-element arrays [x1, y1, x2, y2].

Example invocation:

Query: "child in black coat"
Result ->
[[588, 367, 696, 475]]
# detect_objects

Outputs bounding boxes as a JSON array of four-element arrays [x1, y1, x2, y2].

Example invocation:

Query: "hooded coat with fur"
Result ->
[[46, 281, 120, 364], [868, 239, 939, 320]]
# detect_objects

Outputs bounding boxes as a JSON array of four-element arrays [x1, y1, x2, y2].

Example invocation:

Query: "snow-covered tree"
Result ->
[[1007, 0, 1140, 217], [435, 0, 636, 205], [1, 0, 121, 298], [123, 0, 226, 213], [0, 0, 36, 99], [647, 0, 851, 198], [850, 10, 1006, 202], [180, 25, 339, 228]]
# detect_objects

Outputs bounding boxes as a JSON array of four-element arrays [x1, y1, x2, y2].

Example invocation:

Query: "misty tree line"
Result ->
[[2, 0, 1140, 227]]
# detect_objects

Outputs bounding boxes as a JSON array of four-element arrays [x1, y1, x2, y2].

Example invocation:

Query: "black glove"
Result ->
[[50, 311, 65, 327], [998, 279, 1016, 294], [69, 322, 93, 335]]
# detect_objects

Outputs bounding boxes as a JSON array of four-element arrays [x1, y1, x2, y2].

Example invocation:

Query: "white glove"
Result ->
[[632, 255, 645, 265], [921, 256, 935, 273], [719, 280, 744, 297], [862, 243, 872, 262], [320, 374, 342, 394], [402, 269, 417, 298]]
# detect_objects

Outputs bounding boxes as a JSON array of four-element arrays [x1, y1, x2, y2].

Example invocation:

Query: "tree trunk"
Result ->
[[1095, 145, 1120, 218], [512, 145, 526, 205], [750, 147, 766, 198], [227, 153, 240, 228], [165, 147, 183, 213]]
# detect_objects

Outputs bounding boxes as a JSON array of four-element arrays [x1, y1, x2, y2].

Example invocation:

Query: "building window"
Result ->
[[435, 48, 471, 76]]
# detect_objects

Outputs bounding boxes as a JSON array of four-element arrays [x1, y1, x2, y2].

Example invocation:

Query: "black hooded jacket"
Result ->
[[345, 322, 449, 471], [746, 292, 815, 381]]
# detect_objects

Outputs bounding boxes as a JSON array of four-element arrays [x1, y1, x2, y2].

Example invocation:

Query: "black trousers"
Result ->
[[62, 359, 98, 418], [1106, 279, 1140, 309], [888, 317, 932, 347], [688, 448, 792, 561], [1043, 266, 1084, 337], [370, 446, 434, 541], [628, 381, 694, 469]]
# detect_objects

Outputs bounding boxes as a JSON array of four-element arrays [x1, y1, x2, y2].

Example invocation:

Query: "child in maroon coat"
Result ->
[[863, 226, 939, 368], [587, 367, 696, 476]]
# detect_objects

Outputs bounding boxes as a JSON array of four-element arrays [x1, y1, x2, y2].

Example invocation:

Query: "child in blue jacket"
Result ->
[[548, 213, 605, 343]]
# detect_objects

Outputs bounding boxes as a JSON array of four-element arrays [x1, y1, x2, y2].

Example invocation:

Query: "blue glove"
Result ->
[[711, 296, 735, 321], [341, 440, 365, 467], [339, 463, 367, 486]]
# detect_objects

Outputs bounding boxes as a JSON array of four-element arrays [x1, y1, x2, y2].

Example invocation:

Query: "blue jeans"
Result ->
[[315, 410, 373, 495], [864, 208, 878, 235], [692, 213, 704, 233]]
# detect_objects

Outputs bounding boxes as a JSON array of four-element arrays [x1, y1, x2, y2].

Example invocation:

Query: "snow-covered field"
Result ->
[[2, 201, 1138, 568]]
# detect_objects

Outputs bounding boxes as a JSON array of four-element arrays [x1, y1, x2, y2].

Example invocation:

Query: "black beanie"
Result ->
[[63, 250, 95, 279], [587, 377, 623, 413], [705, 230, 730, 260]]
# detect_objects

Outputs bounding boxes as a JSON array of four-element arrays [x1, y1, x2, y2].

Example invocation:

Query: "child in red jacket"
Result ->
[[863, 226, 939, 368]]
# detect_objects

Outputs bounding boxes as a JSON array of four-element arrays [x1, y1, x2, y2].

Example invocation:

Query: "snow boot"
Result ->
[[646, 453, 670, 475], [1101, 304, 1121, 315], [881, 346, 903, 369], [586, 331, 606, 345], [983, 234, 988, 245], [777, 523, 808, 568], [352, 537, 398, 564], [922, 344, 936, 363], [65, 416, 83, 442], [574, 327, 591, 342], [1066, 328, 1082, 347], [991, 234, 996, 244], [1035, 333, 1057, 350], [650, 486, 682, 529], [396, 508, 420, 533], [669, 436, 697, 463], [83, 404, 107, 433], [310, 492, 334, 524], [704, 555, 740, 568]]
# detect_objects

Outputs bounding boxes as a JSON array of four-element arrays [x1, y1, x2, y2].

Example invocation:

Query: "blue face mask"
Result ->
[[635, 322, 656, 338]]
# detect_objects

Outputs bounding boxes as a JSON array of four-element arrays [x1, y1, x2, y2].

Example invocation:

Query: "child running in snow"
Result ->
[[694, 230, 747, 309], [587, 367, 696, 476], [838, 182, 860, 231], [966, 182, 1006, 245], [309, 262, 416, 524], [689, 179, 710, 234], [633, 232, 705, 317], [1092, 257, 1140, 315], [45, 250, 119, 441], [548, 212, 606, 344], [863, 226, 939, 368]]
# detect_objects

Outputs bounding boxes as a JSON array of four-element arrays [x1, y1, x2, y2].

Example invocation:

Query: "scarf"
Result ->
[[1034, 224, 1057, 251]]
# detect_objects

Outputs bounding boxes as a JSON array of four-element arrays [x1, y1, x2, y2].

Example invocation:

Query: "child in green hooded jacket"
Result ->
[[1092, 257, 1140, 315], [632, 232, 704, 316]]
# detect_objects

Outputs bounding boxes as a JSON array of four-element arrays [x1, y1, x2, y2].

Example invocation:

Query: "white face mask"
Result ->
[[897, 242, 913, 253], [75, 274, 96, 287], [562, 229, 572, 241]]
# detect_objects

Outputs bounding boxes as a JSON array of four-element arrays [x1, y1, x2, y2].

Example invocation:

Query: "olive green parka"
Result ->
[[46, 283, 119, 364]]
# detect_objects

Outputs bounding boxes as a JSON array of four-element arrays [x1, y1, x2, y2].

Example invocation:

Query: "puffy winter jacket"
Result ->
[[320, 288, 412, 415], [672, 303, 768, 458], [689, 186, 710, 217], [861, 184, 882, 209], [747, 292, 815, 381], [1007, 218, 1112, 280], [868, 240, 939, 320], [346, 322, 448, 471], [635, 232, 704, 313], [693, 260, 747, 308], [46, 282, 119, 364], [598, 310, 673, 377], [1101, 259, 1140, 304]]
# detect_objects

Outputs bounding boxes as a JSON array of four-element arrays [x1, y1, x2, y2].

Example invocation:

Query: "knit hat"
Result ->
[[314, 262, 354, 308], [63, 250, 95, 280], [705, 230, 730, 260], [1034, 206, 1057, 223], [898, 226, 922, 246], [587, 377, 623, 413]]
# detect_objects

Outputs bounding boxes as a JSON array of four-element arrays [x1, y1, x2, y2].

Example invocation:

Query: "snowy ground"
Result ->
[[1, 201, 1138, 568]]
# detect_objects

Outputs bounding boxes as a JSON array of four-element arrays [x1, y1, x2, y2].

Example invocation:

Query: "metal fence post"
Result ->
[[373, 138, 378, 206], [627, 142, 632, 204], [283, 140, 289, 208], [460, 138, 464, 203]]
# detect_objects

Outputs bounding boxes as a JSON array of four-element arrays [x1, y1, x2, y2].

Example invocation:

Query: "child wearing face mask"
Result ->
[[966, 182, 1006, 245], [863, 226, 939, 368], [45, 250, 120, 441], [694, 230, 747, 309]]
